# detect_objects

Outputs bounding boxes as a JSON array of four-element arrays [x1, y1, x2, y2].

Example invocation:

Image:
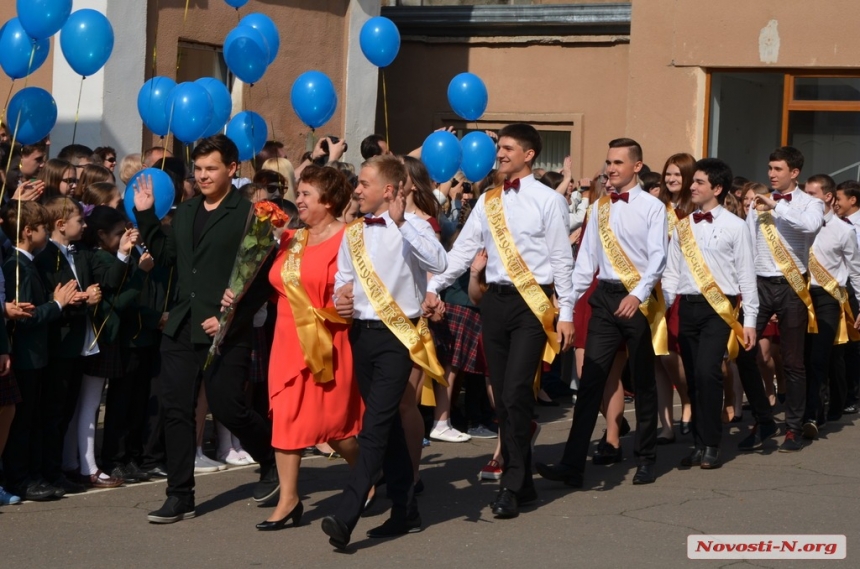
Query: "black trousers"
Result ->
[[559, 282, 658, 473], [804, 289, 841, 424], [677, 297, 733, 449], [159, 319, 273, 501], [101, 344, 159, 468], [733, 304, 776, 426], [828, 344, 848, 420], [843, 284, 860, 407], [41, 357, 83, 482], [2, 368, 44, 490], [140, 373, 166, 470], [480, 288, 547, 492], [334, 324, 416, 532], [753, 278, 809, 433]]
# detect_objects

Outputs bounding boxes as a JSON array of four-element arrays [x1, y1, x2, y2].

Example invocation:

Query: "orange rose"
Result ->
[[270, 208, 290, 228]]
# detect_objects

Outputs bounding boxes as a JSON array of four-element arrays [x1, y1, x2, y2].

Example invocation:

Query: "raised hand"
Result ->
[[119, 228, 140, 256], [389, 182, 409, 227], [138, 252, 155, 273], [133, 173, 155, 212]]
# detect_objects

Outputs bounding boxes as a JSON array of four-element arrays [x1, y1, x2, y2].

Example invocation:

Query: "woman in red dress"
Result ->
[[257, 165, 363, 531]]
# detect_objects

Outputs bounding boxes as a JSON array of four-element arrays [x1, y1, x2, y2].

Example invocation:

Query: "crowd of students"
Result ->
[[0, 121, 856, 552]]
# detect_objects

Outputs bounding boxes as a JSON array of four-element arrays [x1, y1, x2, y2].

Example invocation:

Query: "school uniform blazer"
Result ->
[[3, 252, 62, 369], [135, 189, 274, 346]]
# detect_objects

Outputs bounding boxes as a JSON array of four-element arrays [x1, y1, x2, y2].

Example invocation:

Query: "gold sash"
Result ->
[[757, 211, 817, 333], [667, 206, 679, 239], [676, 215, 746, 359], [345, 220, 446, 406], [808, 250, 860, 344], [281, 228, 347, 383], [596, 196, 669, 355]]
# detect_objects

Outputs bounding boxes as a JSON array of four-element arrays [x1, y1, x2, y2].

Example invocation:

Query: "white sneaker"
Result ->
[[196, 451, 228, 472], [218, 449, 247, 467], [194, 454, 220, 473], [237, 450, 257, 465], [429, 425, 472, 443]]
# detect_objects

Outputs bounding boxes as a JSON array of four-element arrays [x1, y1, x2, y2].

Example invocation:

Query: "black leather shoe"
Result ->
[[700, 446, 721, 469], [680, 448, 704, 468], [256, 501, 303, 531], [18, 481, 57, 502], [632, 464, 656, 485], [366, 514, 422, 538], [491, 488, 519, 519], [517, 486, 538, 506], [253, 466, 280, 504], [737, 421, 780, 451], [147, 496, 195, 524], [51, 474, 86, 495], [680, 421, 692, 435], [593, 443, 622, 465], [535, 462, 583, 488], [321, 515, 351, 550], [126, 461, 152, 482], [109, 464, 141, 484], [144, 464, 168, 478], [801, 420, 819, 440]]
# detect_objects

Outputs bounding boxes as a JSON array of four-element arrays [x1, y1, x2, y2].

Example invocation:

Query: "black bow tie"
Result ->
[[66, 244, 77, 255], [693, 211, 713, 224], [503, 179, 520, 192], [364, 217, 387, 226]]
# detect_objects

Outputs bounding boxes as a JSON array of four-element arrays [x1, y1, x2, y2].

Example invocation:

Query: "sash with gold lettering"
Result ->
[[667, 205, 680, 239], [676, 216, 746, 359], [808, 250, 860, 344], [757, 211, 817, 332], [281, 228, 348, 383], [345, 220, 446, 405], [596, 195, 669, 355]]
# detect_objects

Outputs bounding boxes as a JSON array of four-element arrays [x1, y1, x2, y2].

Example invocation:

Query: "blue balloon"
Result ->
[[195, 78, 232, 137], [167, 82, 214, 143], [223, 25, 268, 84], [460, 132, 497, 183], [125, 168, 176, 223], [16, 0, 72, 41], [359, 16, 400, 68], [421, 131, 462, 184], [5, 87, 57, 145], [447, 73, 488, 121], [59, 9, 114, 77], [0, 18, 51, 80], [240, 13, 279, 65], [137, 76, 176, 137], [224, 0, 249, 8], [226, 111, 268, 162], [290, 71, 337, 129]]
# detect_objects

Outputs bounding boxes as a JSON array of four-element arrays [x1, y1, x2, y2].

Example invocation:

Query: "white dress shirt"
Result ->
[[427, 174, 575, 321], [51, 240, 99, 357], [747, 185, 824, 276], [662, 206, 759, 327], [569, 194, 589, 231], [810, 210, 860, 305], [846, 209, 860, 249], [572, 185, 668, 311], [335, 212, 448, 320]]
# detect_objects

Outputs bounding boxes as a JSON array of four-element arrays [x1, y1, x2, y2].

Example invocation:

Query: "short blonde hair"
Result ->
[[261, 157, 296, 203], [363, 155, 407, 189], [119, 153, 145, 185]]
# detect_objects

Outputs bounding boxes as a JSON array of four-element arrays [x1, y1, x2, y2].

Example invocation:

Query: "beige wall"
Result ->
[[0, 4, 55, 127], [149, 0, 350, 163]]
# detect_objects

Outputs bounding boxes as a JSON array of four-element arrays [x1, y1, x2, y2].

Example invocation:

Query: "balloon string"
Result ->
[[71, 76, 86, 145], [265, 83, 275, 142], [1, 81, 14, 128], [382, 69, 390, 148], [151, 0, 160, 79], [162, 103, 174, 172], [184, 0, 190, 23], [0, 107, 24, 206]]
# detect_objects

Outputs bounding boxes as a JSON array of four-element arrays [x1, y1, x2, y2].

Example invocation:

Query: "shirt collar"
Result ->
[[13, 247, 34, 261], [824, 210, 835, 224], [51, 239, 71, 257], [624, 184, 643, 201]]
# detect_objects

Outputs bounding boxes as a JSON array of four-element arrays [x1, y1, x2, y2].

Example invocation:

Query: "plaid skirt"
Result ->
[[82, 343, 124, 378], [249, 326, 270, 384], [431, 303, 485, 374], [0, 370, 22, 406]]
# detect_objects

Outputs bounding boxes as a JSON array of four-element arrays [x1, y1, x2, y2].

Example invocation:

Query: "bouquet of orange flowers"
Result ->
[[205, 201, 289, 369]]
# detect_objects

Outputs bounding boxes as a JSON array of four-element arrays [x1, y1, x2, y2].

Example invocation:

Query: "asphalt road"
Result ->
[[3, 401, 857, 568]]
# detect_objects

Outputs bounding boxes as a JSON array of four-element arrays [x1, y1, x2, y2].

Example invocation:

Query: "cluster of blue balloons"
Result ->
[[138, 76, 234, 144], [422, 130, 497, 184], [224, 13, 279, 85]]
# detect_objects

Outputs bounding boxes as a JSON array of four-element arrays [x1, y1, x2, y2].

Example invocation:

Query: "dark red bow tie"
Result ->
[[609, 192, 629, 204], [772, 193, 792, 202], [503, 178, 520, 192], [364, 216, 387, 226], [842, 216, 853, 225], [693, 211, 713, 224]]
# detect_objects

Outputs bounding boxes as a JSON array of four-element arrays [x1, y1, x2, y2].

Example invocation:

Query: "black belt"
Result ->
[[758, 275, 806, 285], [597, 280, 628, 294], [352, 318, 419, 330], [680, 293, 738, 304], [486, 283, 554, 296]]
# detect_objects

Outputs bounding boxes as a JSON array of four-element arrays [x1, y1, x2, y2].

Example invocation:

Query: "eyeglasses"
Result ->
[[62, 177, 78, 185]]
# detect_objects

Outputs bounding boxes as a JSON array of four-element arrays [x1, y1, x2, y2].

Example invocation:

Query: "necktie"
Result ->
[[772, 193, 792, 202], [693, 211, 713, 224], [609, 192, 629, 204], [842, 217, 853, 225], [364, 217, 386, 226], [503, 179, 520, 192]]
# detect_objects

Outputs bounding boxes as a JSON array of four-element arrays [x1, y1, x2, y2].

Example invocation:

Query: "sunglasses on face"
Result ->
[[106, 157, 116, 163]]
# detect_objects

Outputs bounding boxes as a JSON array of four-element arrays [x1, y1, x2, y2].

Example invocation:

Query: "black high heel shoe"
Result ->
[[255, 501, 303, 531]]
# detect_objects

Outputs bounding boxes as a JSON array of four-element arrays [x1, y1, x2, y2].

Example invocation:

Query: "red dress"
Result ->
[[267, 228, 362, 451]]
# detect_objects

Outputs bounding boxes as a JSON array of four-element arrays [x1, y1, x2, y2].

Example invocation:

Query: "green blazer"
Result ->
[[136, 189, 273, 346], [3, 251, 62, 370], [89, 248, 148, 346], [119, 246, 176, 349]]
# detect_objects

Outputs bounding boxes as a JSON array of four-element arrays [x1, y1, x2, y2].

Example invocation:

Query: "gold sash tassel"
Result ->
[[597, 196, 669, 355], [676, 216, 746, 359], [281, 228, 348, 383], [485, 187, 560, 394], [757, 211, 817, 333], [808, 251, 860, 345], [346, 220, 446, 406]]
